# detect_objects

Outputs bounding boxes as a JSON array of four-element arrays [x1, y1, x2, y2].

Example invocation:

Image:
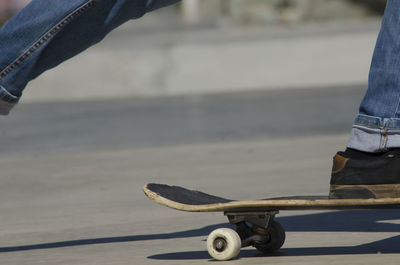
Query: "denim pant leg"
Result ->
[[348, 0, 400, 152], [0, 0, 180, 115]]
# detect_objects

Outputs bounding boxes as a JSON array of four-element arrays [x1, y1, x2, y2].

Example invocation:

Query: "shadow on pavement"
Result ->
[[149, 210, 400, 260], [0, 223, 229, 253], [0, 210, 399, 255], [279, 209, 400, 232], [148, 235, 400, 260]]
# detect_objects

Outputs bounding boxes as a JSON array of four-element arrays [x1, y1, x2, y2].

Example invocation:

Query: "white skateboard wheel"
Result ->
[[207, 228, 241, 261]]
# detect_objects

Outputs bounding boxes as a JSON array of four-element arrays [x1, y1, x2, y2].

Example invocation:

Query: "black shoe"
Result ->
[[329, 148, 400, 199]]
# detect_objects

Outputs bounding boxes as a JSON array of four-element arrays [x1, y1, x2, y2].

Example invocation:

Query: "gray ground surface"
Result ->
[[1, 86, 400, 265], [1, 84, 362, 155]]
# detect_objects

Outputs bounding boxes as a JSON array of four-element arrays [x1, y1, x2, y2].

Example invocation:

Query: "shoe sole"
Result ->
[[330, 184, 400, 199]]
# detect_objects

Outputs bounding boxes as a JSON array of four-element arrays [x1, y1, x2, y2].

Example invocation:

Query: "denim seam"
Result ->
[[394, 88, 400, 118], [0, 0, 98, 82], [380, 128, 387, 151]]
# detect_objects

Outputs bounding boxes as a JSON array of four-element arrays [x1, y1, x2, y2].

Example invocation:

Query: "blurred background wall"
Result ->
[[0, 0, 387, 27], [0, 0, 388, 103], [181, 0, 386, 25]]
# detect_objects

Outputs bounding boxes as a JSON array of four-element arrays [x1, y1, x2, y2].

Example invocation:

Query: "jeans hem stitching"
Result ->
[[0, 0, 98, 81], [354, 122, 400, 130]]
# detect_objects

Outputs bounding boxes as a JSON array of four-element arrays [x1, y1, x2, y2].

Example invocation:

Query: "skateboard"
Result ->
[[143, 183, 400, 261]]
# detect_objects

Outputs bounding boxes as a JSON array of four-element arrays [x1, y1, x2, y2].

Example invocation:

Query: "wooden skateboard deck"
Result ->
[[143, 183, 400, 261], [143, 183, 400, 212]]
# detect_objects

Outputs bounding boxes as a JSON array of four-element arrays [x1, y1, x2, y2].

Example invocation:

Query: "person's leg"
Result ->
[[330, 0, 400, 199], [0, 0, 180, 115], [348, 0, 400, 152]]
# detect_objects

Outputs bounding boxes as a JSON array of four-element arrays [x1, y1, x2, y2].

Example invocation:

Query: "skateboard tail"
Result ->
[[143, 184, 230, 212], [143, 184, 190, 211]]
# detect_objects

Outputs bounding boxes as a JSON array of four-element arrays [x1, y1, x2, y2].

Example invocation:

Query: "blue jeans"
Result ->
[[0, 0, 399, 153], [0, 0, 180, 110], [347, 0, 400, 152]]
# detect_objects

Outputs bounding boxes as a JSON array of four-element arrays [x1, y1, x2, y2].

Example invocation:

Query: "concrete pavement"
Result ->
[[1, 84, 363, 155], [1, 86, 400, 264], [1, 134, 400, 265]]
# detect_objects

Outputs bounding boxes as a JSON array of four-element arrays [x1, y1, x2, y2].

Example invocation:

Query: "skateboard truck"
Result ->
[[225, 210, 283, 247], [206, 210, 285, 260], [225, 210, 279, 230]]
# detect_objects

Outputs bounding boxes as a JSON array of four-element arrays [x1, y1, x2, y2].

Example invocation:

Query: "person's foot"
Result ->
[[329, 148, 400, 199]]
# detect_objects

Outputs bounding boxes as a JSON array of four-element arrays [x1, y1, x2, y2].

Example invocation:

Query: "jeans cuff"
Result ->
[[0, 85, 18, 115], [353, 114, 400, 129], [0, 84, 19, 103], [348, 114, 400, 152]]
